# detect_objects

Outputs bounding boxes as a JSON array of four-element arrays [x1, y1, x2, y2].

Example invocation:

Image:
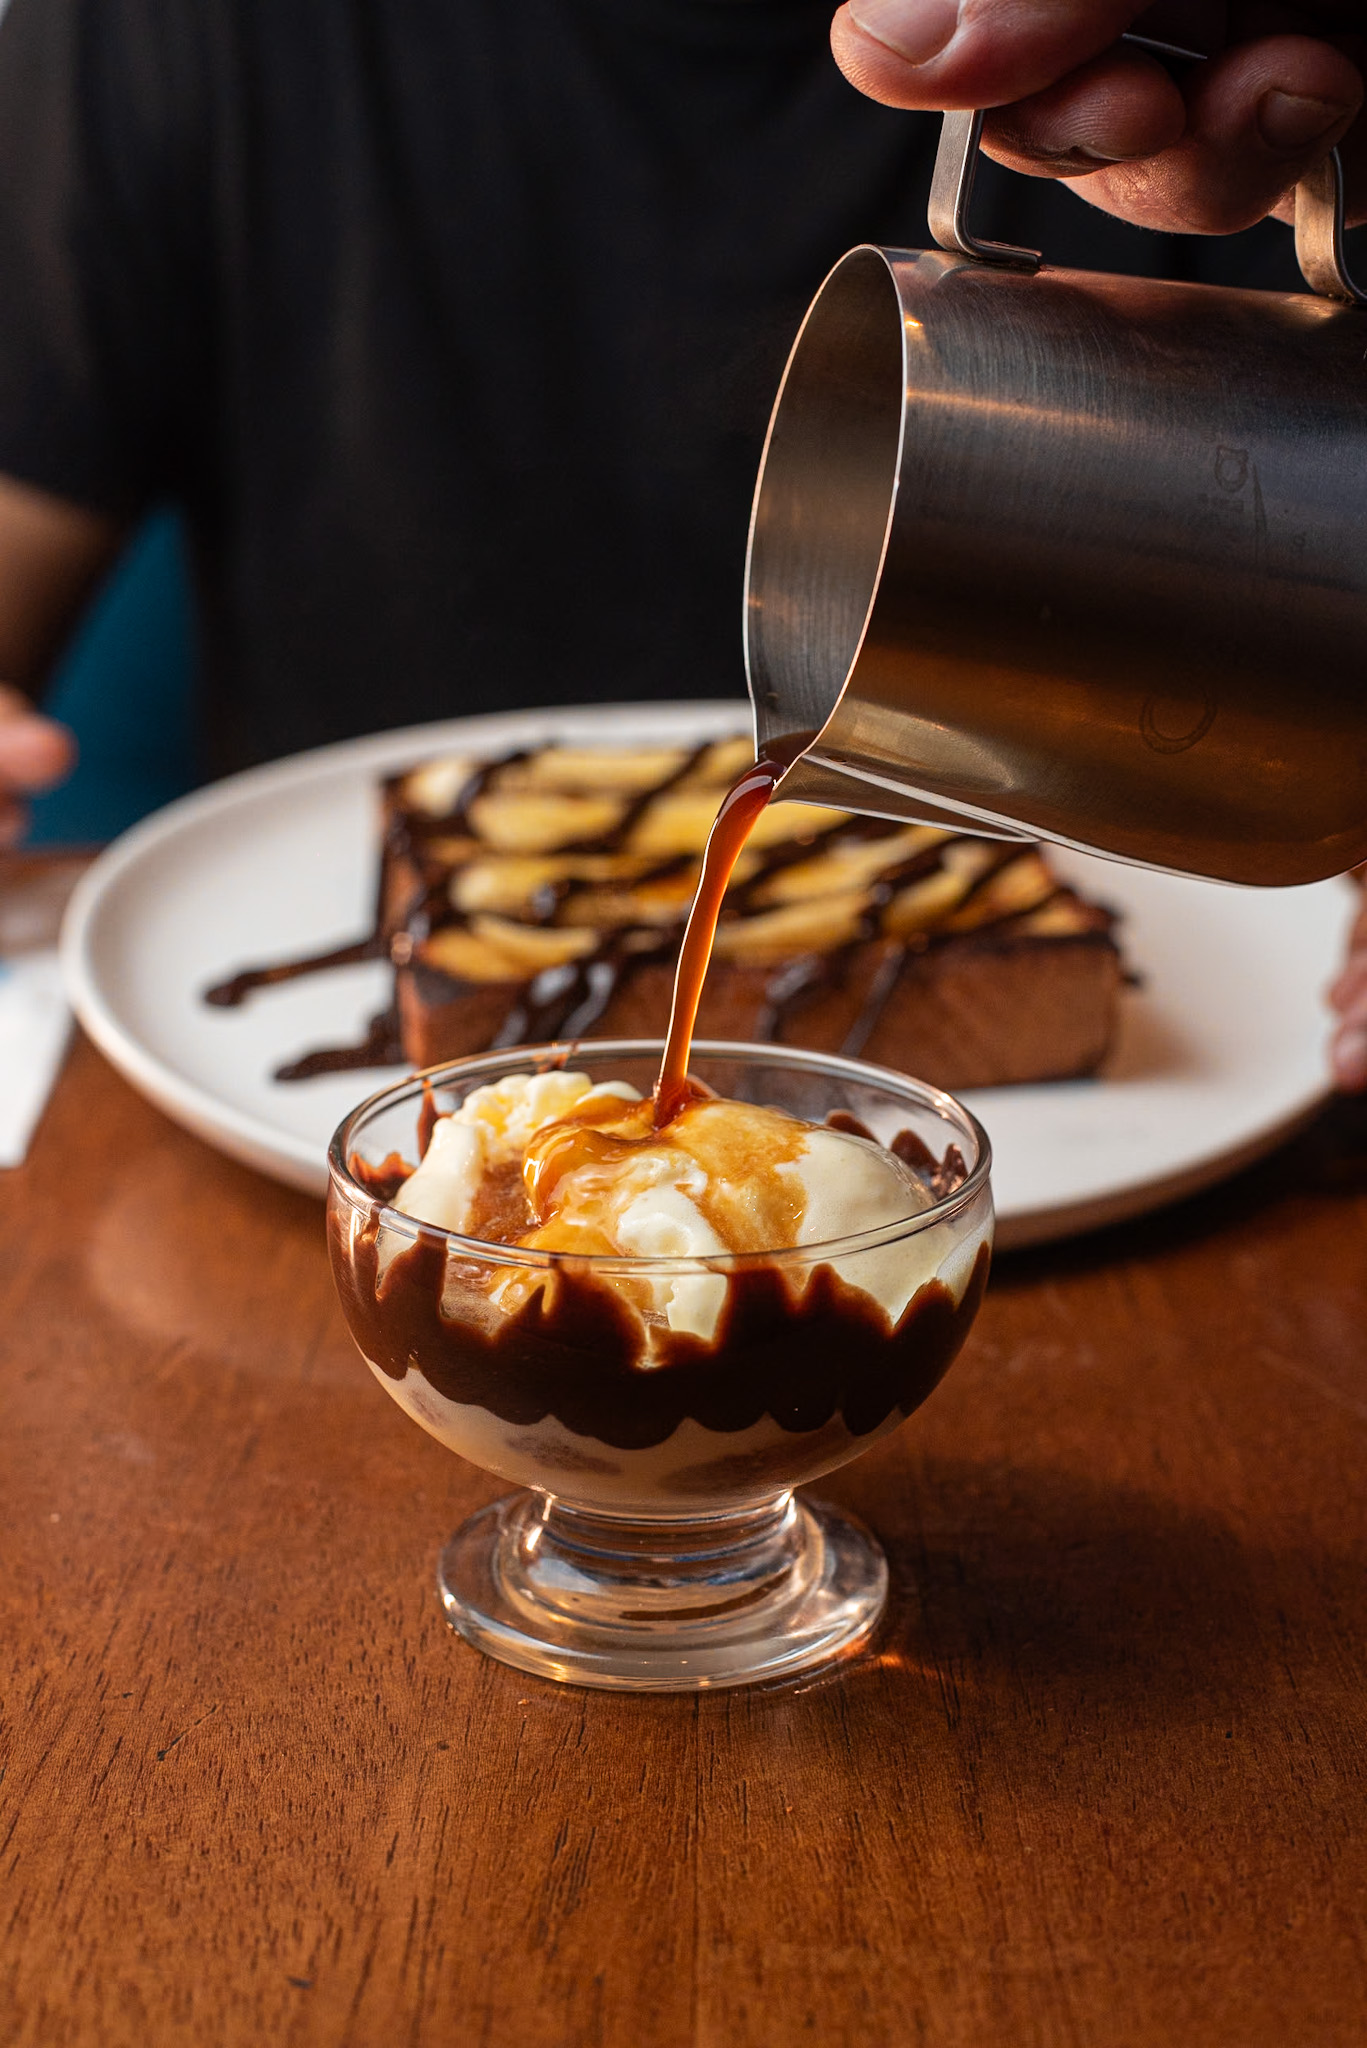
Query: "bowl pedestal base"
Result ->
[[437, 1488, 888, 1693]]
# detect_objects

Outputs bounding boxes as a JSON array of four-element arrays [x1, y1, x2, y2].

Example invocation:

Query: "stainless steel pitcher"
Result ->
[[745, 108, 1367, 886]]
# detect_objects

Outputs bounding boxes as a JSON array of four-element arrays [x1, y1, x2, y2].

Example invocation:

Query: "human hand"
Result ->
[[1328, 876, 1367, 1090], [0, 685, 75, 846], [831, 3, 1367, 237]]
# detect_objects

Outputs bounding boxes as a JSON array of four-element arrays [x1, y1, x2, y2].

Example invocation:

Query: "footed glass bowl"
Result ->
[[328, 1041, 992, 1692]]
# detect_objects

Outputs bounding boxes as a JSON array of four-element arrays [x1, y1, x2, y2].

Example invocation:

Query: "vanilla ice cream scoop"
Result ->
[[390, 1070, 956, 1341]]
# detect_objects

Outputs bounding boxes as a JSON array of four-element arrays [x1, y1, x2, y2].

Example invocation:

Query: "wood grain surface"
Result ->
[[4, 1025, 1367, 2046]]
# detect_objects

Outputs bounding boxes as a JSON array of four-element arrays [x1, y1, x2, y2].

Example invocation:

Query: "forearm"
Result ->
[[0, 473, 123, 686], [0, 473, 124, 841]]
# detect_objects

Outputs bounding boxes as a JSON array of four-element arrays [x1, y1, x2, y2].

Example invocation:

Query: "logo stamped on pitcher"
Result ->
[[1139, 695, 1218, 755]]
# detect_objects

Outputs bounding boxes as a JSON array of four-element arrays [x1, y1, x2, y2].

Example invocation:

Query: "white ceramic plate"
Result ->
[[60, 701, 1354, 1249]]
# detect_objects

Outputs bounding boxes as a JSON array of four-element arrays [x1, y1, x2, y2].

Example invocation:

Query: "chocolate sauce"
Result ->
[[490, 929, 673, 1052], [273, 1004, 405, 1080], [331, 1208, 990, 1452], [837, 941, 908, 1061], [823, 1110, 877, 1142], [348, 1149, 416, 1200], [415, 1077, 440, 1160], [754, 953, 835, 1041], [204, 935, 384, 1008], [891, 1129, 968, 1202]]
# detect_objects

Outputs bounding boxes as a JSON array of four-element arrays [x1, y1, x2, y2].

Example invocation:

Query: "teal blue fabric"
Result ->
[[25, 509, 198, 845]]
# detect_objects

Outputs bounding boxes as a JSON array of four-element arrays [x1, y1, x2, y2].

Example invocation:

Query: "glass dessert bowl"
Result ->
[[327, 1040, 993, 1692]]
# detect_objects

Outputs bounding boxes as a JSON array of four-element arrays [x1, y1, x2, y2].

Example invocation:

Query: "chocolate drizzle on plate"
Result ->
[[272, 1004, 405, 1080], [203, 935, 386, 1009]]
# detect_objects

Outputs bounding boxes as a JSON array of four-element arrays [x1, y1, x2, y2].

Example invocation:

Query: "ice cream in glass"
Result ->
[[328, 1038, 991, 1690]]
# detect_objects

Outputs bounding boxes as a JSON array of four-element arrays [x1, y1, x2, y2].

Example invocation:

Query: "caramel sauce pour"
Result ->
[[512, 739, 806, 1217], [654, 748, 795, 1126]]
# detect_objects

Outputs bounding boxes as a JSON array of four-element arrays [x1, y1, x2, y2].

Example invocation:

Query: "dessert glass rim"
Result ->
[[327, 1036, 993, 1273]]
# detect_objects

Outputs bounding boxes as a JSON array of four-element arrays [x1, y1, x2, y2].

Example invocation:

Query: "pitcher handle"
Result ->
[[930, 32, 1366, 306], [927, 109, 1042, 272], [1295, 150, 1367, 305]]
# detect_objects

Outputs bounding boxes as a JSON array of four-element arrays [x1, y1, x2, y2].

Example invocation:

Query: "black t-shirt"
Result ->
[[0, 0, 1309, 772]]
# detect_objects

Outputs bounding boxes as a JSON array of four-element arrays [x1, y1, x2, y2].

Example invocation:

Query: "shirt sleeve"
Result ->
[[0, 0, 208, 518]]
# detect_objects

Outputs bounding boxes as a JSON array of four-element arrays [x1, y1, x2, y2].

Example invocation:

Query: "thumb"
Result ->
[[831, 0, 1144, 111], [0, 686, 76, 793]]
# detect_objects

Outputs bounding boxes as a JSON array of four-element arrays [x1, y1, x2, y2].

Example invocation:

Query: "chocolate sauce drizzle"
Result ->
[[203, 936, 386, 1008], [205, 740, 1108, 1081], [274, 1004, 406, 1081], [330, 1207, 991, 1452]]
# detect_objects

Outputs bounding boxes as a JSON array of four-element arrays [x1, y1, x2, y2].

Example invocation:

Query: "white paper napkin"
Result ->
[[0, 950, 71, 1167]]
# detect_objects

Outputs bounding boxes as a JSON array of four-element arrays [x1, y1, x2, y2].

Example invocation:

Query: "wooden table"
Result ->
[[5, 1012, 1367, 2043]]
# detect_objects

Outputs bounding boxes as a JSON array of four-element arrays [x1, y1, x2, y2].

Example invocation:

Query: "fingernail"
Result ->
[[847, 0, 959, 66], [1257, 90, 1354, 154], [1332, 1022, 1367, 1090]]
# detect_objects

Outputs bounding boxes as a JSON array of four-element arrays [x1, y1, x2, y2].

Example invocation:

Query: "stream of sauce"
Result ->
[[466, 750, 804, 1236], [653, 751, 789, 1125]]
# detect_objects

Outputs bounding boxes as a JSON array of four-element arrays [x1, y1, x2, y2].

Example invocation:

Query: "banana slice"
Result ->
[[627, 793, 844, 859], [449, 850, 673, 916], [468, 791, 625, 853], [419, 928, 521, 983], [944, 853, 1057, 931], [450, 857, 568, 917], [883, 867, 975, 937], [752, 824, 950, 907], [712, 889, 870, 964], [1013, 895, 1096, 936], [420, 917, 599, 983], [495, 747, 689, 795], [568, 853, 676, 882], [469, 916, 599, 971], [565, 865, 701, 928], [680, 736, 754, 788], [399, 756, 476, 818]]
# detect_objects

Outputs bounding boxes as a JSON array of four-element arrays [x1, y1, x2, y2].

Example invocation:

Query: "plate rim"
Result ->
[[988, 1097, 1326, 1251]]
